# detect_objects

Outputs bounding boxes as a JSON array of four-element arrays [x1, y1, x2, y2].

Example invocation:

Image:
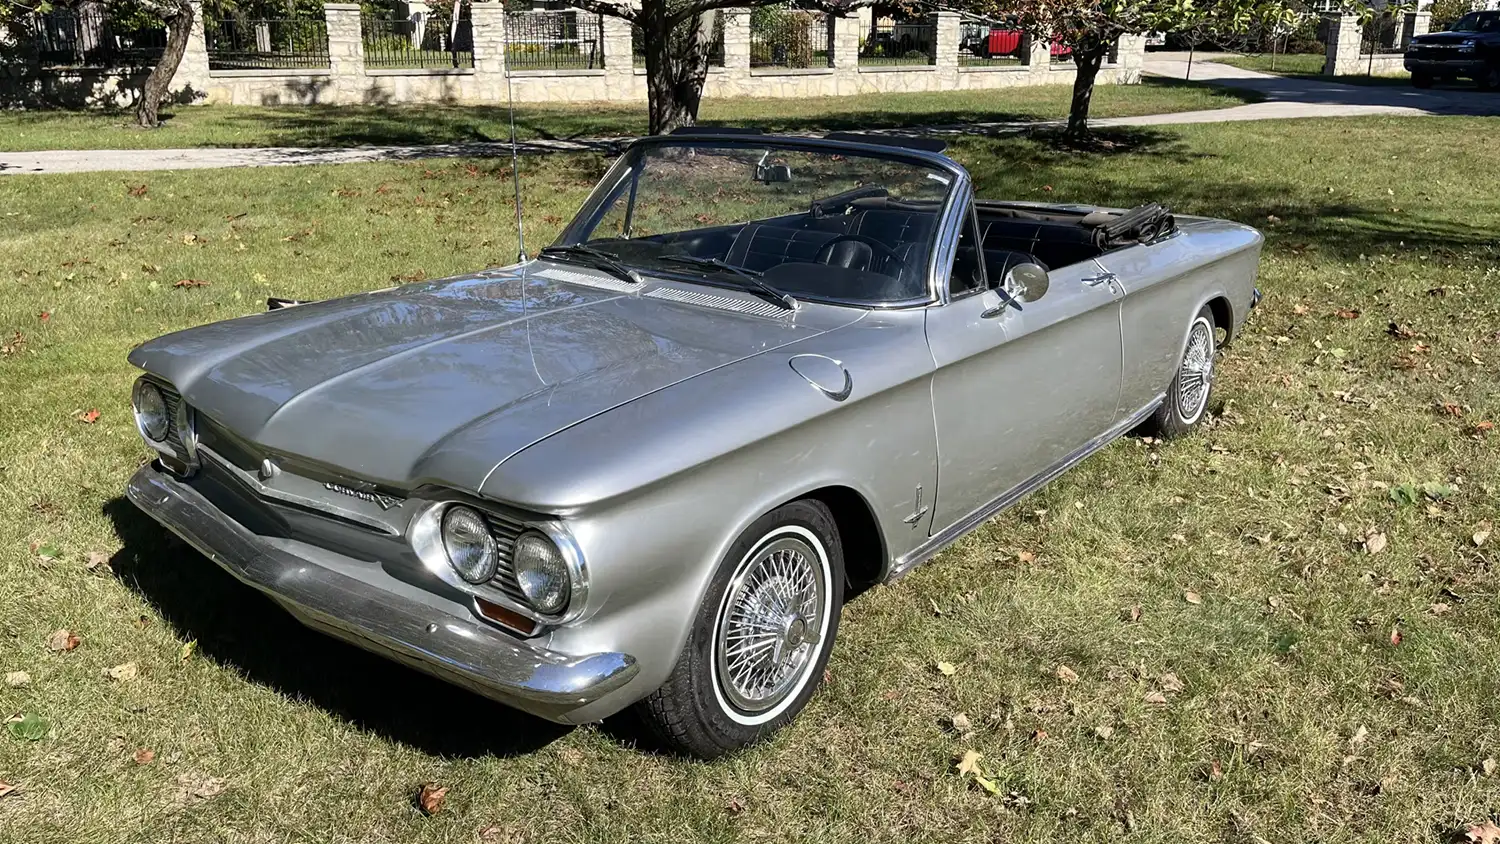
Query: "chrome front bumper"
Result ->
[[126, 463, 639, 723]]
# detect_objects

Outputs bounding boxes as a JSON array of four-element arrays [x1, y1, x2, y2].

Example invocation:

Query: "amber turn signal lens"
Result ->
[[474, 597, 538, 636]]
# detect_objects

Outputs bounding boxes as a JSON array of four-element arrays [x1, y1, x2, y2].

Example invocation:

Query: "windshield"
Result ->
[[559, 141, 956, 306], [1450, 12, 1498, 32]]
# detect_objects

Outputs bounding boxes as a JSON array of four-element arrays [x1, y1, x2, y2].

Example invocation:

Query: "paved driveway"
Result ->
[[1, 60, 1495, 176]]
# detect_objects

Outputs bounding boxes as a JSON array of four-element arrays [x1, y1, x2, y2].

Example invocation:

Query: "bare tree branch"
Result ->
[[664, 0, 874, 29], [569, 0, 639, 22]]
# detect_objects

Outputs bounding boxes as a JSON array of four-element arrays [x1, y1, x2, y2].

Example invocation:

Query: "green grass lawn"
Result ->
[[1215, 52, 1413, 85], [0, 78, 1255, 152], [1, 115, 1498, 843]]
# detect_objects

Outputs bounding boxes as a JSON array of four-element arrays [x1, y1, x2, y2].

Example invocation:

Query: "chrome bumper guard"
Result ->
[[126, 463, 638, 722]]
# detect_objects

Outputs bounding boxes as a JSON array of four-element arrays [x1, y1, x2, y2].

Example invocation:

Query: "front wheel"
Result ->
[[635, 500, 844, 758], [1143, 305, 1217, 439], [1479, 64, 1500, 91], [1412, 70, 1434, 89]]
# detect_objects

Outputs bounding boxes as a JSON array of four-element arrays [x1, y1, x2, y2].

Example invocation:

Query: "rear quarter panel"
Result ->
[[1096, 218, 1263, 414]]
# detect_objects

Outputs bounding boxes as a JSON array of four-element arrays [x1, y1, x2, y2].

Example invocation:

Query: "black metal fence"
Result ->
[[750, 11, 831, 69], [633, 15, 725, 69], [205, 17, 330, 70], [1361, 14, 1404, 55], [504, 10, 604, 70], [22, 7, 166, 67], [363, 9, 473, 69], [958, 21, 1027, 67], [859, 20, 934, 67]]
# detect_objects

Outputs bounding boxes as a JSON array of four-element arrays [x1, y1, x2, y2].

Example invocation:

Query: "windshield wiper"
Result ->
[[538, 244, 641, 285], [660, 255, 797, 311]]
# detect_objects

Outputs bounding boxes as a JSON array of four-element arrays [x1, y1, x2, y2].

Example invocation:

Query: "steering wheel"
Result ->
[[815, 234, 907, 275]]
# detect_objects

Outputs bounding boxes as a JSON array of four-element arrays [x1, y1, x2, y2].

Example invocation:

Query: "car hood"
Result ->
[[129, 263, 856, 492], [1410, 31, 1481, 45]]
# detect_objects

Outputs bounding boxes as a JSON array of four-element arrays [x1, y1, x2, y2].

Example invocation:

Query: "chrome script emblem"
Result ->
[[324, 481, 403, 510]]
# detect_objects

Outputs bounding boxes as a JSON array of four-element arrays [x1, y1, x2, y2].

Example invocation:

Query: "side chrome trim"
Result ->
[[884, 396, 1163, 582]]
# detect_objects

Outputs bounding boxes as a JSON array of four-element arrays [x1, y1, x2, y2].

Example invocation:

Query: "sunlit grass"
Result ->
[[0, 116, 1496, 843]]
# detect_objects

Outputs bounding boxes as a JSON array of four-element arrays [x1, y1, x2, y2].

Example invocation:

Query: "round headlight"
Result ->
[[132, 379, 170, 442], [513, 531, 570, 615], [441, 506, 498, 584]]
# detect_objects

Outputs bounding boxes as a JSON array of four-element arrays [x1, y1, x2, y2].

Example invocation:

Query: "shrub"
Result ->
[[1429, 0, 1478, 30]]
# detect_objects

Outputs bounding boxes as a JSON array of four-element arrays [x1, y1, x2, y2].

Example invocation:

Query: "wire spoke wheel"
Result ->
[[1176, 317, 1215, 422], [713, 534, 828, 718]]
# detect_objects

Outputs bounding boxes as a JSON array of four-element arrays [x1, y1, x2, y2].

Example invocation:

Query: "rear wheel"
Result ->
[[1143, 305, 1217, 439], [635, 500, 844, 759]]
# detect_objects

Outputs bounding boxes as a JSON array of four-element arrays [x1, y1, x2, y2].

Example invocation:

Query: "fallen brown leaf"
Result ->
[[936, 661, 958, 676], [950, 713, 973, 734], [955, 749, 982, 776], [1390, 625, 1402, 646], [725, 795, 747, 815], [46, 628, 80, 652], [1159, 672, 1185, 693], [102, 662, 138, 681], [1126, 605, 1142, 622], [1094, 724, 1114, 740], [133, 748, 155, 765], [1364, 531, 1388, 555], [84, 550, 110, 571], [1466, 820, 1500, 844], [126, 183, 148, 198], [0, 781, 16, 799], [1143, 690, 1169, 705], [1184, 591, 1203, 605], [1055, 664, 1079, 684], [1334, 308, 1360, 319], [172, 278, 209, 289], [1481, 757, 1497, 778], [1016, 550, 1036, 564], [4, 671, 29, 688], [75, 409, 100, 424], [417, 782, 447, 816]]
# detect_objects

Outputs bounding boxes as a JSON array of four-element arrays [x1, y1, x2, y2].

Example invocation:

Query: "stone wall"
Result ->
[[1323, 11, 1423, 77], [5, 4, 1148, 109]]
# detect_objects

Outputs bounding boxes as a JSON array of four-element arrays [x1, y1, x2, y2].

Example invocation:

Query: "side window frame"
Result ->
[[948, 203, 990, 301]]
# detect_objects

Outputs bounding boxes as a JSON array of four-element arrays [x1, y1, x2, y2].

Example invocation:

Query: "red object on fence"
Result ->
[[987, 28, 1021, 56]]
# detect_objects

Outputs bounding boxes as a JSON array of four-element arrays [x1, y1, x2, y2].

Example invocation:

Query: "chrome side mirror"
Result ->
[[1005, 263, 1050, 302]]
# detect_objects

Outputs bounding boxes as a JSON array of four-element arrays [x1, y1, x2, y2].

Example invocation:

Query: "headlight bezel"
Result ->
[[131, 375, 199, 475], [132, 378, 170, 442], [410, 498, 588, 628]]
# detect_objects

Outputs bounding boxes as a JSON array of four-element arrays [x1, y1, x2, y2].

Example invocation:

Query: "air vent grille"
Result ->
[[644, 286, 788, 318]]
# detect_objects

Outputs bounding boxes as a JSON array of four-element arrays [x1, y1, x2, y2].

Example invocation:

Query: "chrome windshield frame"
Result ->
[[555, 134, 973, 310]]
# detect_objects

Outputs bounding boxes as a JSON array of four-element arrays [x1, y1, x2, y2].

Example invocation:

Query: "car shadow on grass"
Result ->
[[103, 495, 573, 759]]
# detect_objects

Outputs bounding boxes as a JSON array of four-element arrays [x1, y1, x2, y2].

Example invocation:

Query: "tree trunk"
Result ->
[[642, 5, 715, 135], [136, 0, 193, 129], [1064, 43, 1108, 140]]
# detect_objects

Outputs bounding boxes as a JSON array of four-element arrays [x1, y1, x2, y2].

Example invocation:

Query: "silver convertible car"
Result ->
[[125, 130, 1262, 758]]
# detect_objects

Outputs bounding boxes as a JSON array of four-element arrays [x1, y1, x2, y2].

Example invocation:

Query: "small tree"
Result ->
[[977, 0, 1293, 140], [570, 0, 866, 135], [130, 0, 194, 127]]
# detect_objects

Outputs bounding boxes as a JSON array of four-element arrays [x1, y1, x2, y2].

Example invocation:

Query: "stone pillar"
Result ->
[[172, 0, 212, 95], [1323, 13, 1362, 76], [1115, 32, 1145, 83], [323, 3, 364, 103], [600, 13, 633, 95], [831, 12, 860, 71], [471, 0, 506, 80], [933, 11, 959, 69], [1402, 11, 1430, 48], [1027, 32, 1050, 80], [720, 8, 750, 72]]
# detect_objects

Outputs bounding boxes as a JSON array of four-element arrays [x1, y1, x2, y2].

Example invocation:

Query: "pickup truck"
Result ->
[[1404, 9, 1500, 89]]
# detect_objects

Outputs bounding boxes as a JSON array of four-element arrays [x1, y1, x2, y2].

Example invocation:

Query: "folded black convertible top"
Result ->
[[1090, 202, 1176, 250]]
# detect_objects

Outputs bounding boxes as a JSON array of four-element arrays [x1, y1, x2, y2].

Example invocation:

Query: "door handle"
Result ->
[[1083, 272, 1117, 287]]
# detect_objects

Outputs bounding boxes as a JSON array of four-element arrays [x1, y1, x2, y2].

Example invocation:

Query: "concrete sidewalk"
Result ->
[[2, 60, 1495, 176]]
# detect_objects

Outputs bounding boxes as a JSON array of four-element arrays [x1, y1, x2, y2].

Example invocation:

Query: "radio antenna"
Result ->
[[502, 7, 526, 262]]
